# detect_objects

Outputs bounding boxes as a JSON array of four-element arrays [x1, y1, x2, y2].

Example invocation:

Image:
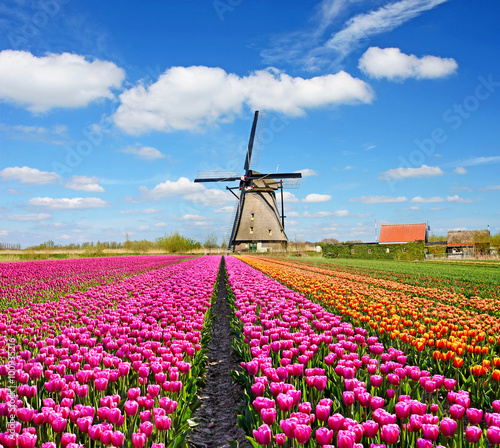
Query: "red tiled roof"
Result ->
[[378, 223, 427, 243]]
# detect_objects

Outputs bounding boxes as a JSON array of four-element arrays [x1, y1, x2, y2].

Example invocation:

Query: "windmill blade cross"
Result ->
[[243, 111, 260, 175]]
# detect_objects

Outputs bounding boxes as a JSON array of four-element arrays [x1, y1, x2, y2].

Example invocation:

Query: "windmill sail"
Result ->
[[194, 111, 301, 251]]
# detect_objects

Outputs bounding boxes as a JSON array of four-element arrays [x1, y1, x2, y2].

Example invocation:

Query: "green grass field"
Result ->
[[283, 256, 500, 299]]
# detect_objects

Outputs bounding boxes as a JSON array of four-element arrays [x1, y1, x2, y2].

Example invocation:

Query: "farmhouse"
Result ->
[[378, 223, 429, 244], [447, 229, 490, 257]]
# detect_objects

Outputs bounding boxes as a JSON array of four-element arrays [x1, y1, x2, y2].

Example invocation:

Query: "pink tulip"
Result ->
[[294, 424, 312, 443], [466, 408, 483, 425], [416, 438, 433, 448], [328, 413, 345, 432], [362, 420, 379, 438], [17, 408, 34, 423], [275, 433, 286, 445], [487, 426, 500, 445], [450, 404, 465, 420], [337, 430, 355, 448], [88, 425, 102, 441], [380, 424, 399, 444], [261, 408, 277, 425], [280, 418, 297, 438], [421, 424, 439, 441], [18, 433, 37, 448], [111, 430, 124, 447], [316, 427, 334, 445], [139, 421, 154, 437], [316, 404, 331, 422], [61, 433, 76, 447], [125, 400, 139, 416], [440, 417, 457, 438], [253, 424, 272, 445], [465, 425, 482, 444], [132, 432, 147, 448], [155, 415, 172, 431]]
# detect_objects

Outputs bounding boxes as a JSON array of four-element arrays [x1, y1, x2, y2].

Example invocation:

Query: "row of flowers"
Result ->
[[225, 256, 500, 447], [0, 255, 190, 307], [237, 256, 500, 406], [0, 255, 221, 447]]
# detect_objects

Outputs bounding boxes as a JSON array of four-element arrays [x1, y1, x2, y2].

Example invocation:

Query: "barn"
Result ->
[[378, 223, 429, 244]]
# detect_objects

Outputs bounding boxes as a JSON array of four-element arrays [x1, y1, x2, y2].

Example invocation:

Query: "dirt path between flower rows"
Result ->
[[187, 258, 250, 448]]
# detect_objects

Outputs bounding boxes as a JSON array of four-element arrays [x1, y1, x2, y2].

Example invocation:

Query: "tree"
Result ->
[[428, 234, 447, 242], [321, 238, 340, 245], [156, 232, 199, 253], [203, 232, 218, 251], [491, 232, 500, 254]]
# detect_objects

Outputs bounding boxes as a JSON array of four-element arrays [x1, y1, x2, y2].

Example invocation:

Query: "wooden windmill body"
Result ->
[[194, 111, 301, 252]]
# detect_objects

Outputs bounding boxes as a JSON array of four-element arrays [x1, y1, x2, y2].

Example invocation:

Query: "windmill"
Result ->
[[194, 111, 302, 252]]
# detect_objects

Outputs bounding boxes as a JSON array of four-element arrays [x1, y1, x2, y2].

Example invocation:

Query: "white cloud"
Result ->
[[296, 168, 318, 177], [302, 193, 332, 203], [409, 206, 420, 210], [0, 51, 124, 112], [379, 164, 443, 180], [333, 209, 350, 217], [7, 213, 52, 221], [28, 197, 109, 210], [181, 214, 209, 221], [411, 196, 444, 203], [446, 195, 474, 203], [281, 191, 300, 203], [183, 189, 234, 207], [0, 166, 60, 185], [0, 230, 8, 236], [140, 177, 204, 199], [120, 209, 140, 214], [303, 211, 334, 218], [479, 185, 500, 191], [113, 66, 373, 134], [350, 195, 407, 204], [326, 0, 448, 57], [64, 175, 105, 193], [118, 146, 165, 160], [154, 222, 168, 227], [332, 165, 354, 171], [455, 156, 500, 167], [143, 208, 160, 214], [454, 167, 466, 175], [215, 206, 234, 214], [359, 47, 457, 81], [287, 212, 300, 218]]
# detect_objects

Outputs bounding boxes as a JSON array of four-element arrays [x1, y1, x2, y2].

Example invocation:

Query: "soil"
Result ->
[[187, 258, 250, 448]]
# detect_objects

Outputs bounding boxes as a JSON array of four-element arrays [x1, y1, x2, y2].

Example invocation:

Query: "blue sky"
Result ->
[[0, 0, 499, 247]]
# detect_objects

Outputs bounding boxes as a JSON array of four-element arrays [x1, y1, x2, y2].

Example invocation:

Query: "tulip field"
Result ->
[[230, 255, 500, 447], [0, 255, 220, 448], [1, 254, 500, 447]]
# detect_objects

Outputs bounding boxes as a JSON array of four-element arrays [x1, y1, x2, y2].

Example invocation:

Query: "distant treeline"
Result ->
[[14, 232, 223, 254]]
